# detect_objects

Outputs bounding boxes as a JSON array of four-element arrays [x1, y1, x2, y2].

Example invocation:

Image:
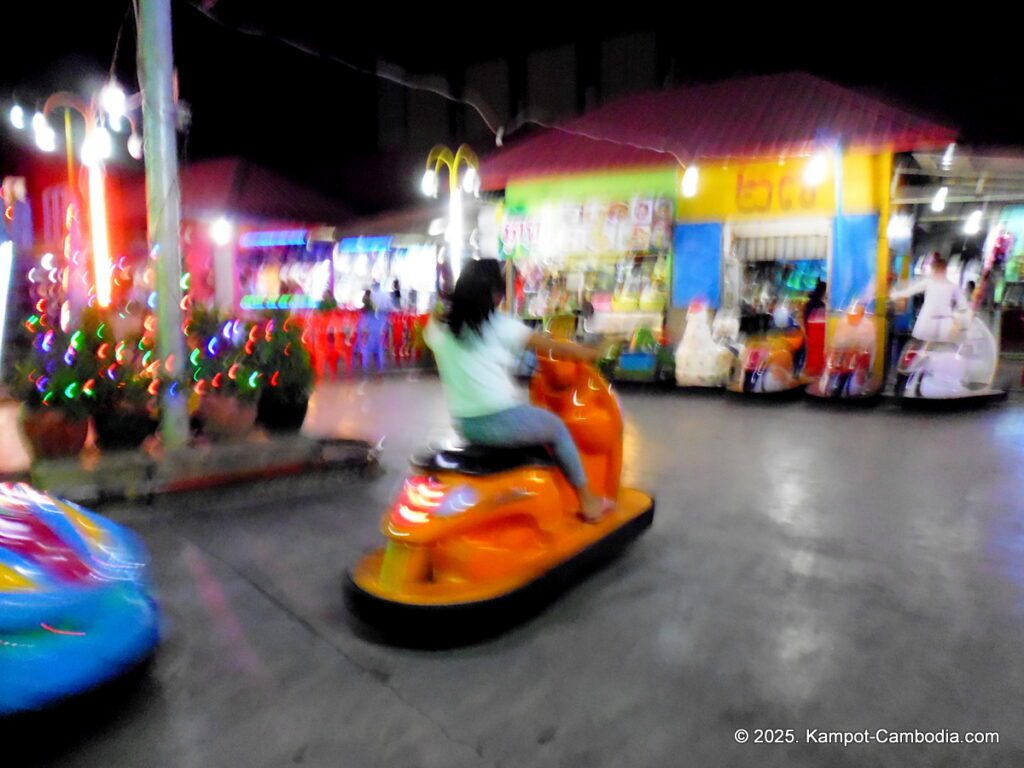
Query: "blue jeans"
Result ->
[[456, 405, 588, 489]]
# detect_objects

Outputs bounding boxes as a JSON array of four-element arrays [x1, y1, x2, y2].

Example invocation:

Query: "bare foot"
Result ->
[[579, 489, 614, 523]]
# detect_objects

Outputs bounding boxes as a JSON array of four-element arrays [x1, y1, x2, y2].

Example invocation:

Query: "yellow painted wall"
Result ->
[[675, 152, 889, 222]]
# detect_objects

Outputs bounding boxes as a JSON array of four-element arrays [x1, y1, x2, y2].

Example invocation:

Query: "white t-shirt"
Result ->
[[424, 314, 533, 418]]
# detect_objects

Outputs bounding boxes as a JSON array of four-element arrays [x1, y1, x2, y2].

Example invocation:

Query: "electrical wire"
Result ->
[[184, 1, 503, 137], [108, 1, 137, 80], [181, 1, 692, 167]]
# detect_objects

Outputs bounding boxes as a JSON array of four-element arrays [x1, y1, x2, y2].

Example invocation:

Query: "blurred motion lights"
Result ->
[[9, 105, 24, 130], [964, 209, 983, 235], [681, 165, 699, 198], [87, 164, 113, 308], [931, 186, 948, 213], [803, 153, 828, 186], [0, 241, 13, 376]]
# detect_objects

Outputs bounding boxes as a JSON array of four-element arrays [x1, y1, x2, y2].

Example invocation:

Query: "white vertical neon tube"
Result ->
[[87, 164, 113, 308], [0, 241, 13, 378], [447, 189, 464, 282]]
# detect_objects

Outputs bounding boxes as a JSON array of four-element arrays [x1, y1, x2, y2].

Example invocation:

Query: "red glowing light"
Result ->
[[40, 623, 86, 637], [390, 476, 445, 526]]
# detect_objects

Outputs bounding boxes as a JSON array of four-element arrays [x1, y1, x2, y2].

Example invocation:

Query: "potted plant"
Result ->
[[71, 310, 159, 451], [14, 355, 91, 460], [253, 314, 313, 432], [189, 306, 262, 440], [90, 368, 159, 451]]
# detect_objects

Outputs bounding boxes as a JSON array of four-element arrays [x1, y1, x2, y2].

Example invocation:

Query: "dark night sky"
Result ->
[[2, 2, 1021, 213]]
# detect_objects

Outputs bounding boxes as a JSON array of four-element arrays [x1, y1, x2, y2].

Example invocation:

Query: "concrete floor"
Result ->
[[7, 375, 1024, 767]]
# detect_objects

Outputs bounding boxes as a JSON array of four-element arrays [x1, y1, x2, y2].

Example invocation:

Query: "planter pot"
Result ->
[[19, 406, 89, 460], [93, 406, 159, 451], [256, 391, 309, 432], [197, 393, 257, 441]]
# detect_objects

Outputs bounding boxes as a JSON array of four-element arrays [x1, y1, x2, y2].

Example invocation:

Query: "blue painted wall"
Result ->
[[831, 214, 879, 310], [673, 223, 722, 309]]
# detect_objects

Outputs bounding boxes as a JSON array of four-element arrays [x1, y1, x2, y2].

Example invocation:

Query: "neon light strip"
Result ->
[[87, 166, 113, 308], [338, 236, 393, 253], [0, 241, 12, 378], [239, 293, 321, 311], [238, 230, 308, 249]]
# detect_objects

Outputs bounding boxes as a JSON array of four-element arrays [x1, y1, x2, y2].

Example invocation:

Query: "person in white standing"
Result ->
[[890, 253, 969, 342]]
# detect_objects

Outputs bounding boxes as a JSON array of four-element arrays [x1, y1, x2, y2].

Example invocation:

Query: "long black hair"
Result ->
[[443, 258, 505, 339]]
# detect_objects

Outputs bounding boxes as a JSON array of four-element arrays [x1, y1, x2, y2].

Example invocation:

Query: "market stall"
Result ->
[[482, 73, 957, 385], [499, 170, 674, 356]]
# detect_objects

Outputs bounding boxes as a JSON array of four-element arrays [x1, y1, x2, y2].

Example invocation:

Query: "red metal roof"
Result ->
[[481, 72, 957, 189]]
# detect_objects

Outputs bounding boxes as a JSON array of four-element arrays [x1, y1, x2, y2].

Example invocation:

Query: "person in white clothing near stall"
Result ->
[[889, 253, 969, 343]]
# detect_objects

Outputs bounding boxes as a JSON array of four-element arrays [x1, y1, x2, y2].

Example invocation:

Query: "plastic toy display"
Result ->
[[674, 303, 739, 388], [601, 325, 673, 384]]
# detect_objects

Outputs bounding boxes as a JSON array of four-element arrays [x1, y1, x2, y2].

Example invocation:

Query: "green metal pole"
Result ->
[[138, 0, 189, 448]]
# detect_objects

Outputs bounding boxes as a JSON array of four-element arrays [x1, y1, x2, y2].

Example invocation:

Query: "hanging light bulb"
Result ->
[[101, 80, 128, 131], [34, 125, 57, 153], [461, 166, 478, 194], [681, 165, 699, 198], [94, 126, 113, 159], [803, 152, 828, 186], [127, 132, 143, 160], [964, 209, 983, 235], [31, 111, 47, 133], [941, 143, 956, 170], [81, 134, 99, 167], [210, 217, 233, 247], [931, 186, 948, 213], [421, 169, 438, 197], [9, 104, 25, 130]]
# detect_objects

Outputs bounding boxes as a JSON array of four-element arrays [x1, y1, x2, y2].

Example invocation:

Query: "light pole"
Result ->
[[8, 56, 187, 447], [15, 92, 123, 317], [139, 0, 189, 449], [421, 144, 480, 283]]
